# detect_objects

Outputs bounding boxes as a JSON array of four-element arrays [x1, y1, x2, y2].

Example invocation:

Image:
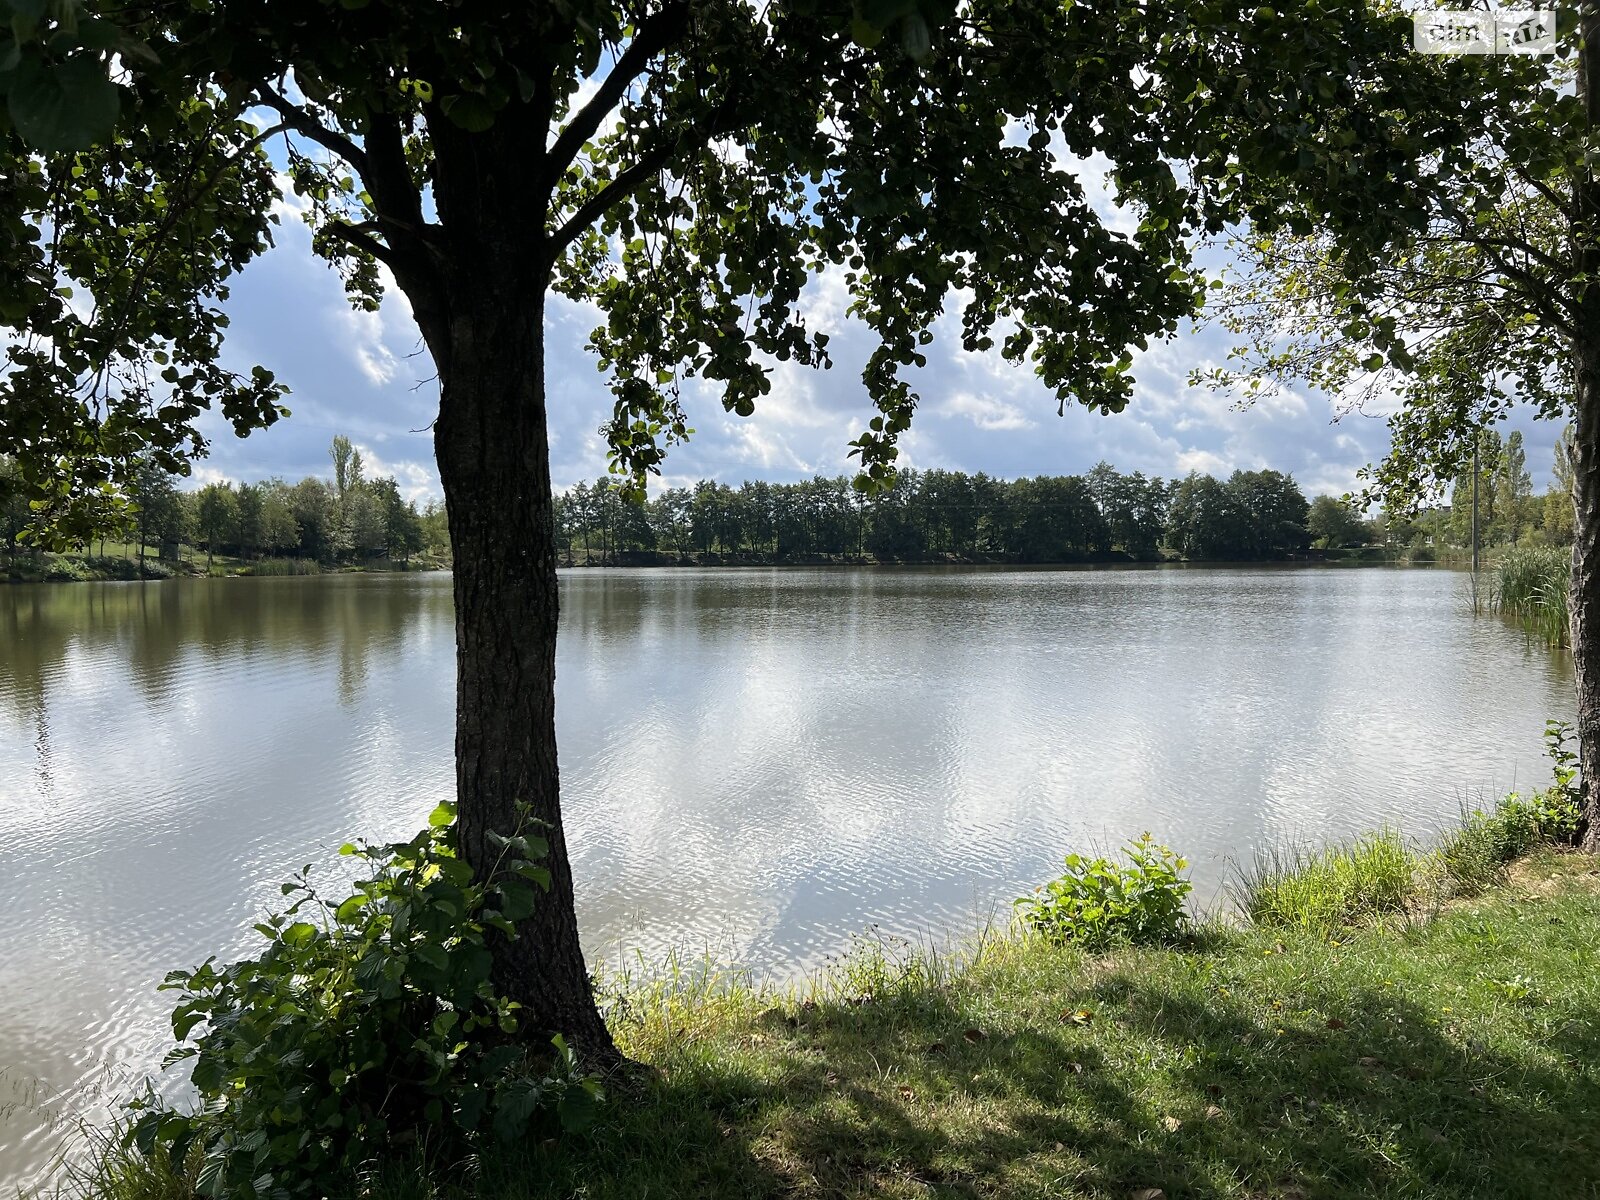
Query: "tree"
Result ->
[[1167, 473, 1250, 559], [128, 462, 184, 570], [1548, 426, 1578, 543], [1229, 469, 1310, 557], [653, 487, 692, 559], [194, 481, 239, 570], [234, 482, 264, 559], [330, 435, 358, 500], [372, 477, 425, 563], [1497, 430, 1534, 543], [1199, 22, 1600, 843], [258, 482, 301, 556], [0, 457, 30, 551], [1308, 494, 1367, 548], [1088, 462, 1168, 557], [346, 484, 389, 559], [2, 0, 1498, 1062]]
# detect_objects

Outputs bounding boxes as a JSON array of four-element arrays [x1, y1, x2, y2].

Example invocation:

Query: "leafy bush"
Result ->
[[43, 555, 93, 581], [1438, 801, 1541, 896], [1437, 721, 1582, 896], [1015, 834, 1191, 949], [1238, 829, 1416, 931], [127, 804, 603, 1199]]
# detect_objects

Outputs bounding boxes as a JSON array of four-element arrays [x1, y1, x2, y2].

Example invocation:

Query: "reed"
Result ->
[[1490, 543, 1570, 646], [239, 557, 321, 577]]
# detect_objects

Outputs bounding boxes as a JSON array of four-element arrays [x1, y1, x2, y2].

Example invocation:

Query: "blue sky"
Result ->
[[189, 177, 1562, 505]]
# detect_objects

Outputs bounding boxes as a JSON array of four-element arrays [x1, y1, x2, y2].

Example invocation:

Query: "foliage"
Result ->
[[2, 0, 1523, 539], [1437, 792, 1558, 897], [1014, 834, 1192, 950], [555, 463, 1310, 565], [81, 846, 1600, 1200], [1439, 720, 1585, 895], [125, 805, 603, 1199], [1165, 469, 1310, 560], [1307, 494, 1367, 549], [1544, 717, 1582, 811], [1491, 543, 1570, 647], [1197, 37, 1579, 516], [1236, 829, 1416, 931], [125, 439, 426, 568]]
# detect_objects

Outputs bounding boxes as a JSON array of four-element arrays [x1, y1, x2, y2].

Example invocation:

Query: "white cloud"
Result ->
[[1174, 448, 1231, 476], [943, 391, 1035, 432]]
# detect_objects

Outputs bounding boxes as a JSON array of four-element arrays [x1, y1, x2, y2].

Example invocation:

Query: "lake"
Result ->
[[0, 565, 1574, 1188]]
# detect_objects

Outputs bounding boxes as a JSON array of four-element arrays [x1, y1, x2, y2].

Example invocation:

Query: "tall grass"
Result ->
[[239, 557, 320, 577], [1491, 543, 1570, 646], [1234, 828, 1417, 930], [1235, 778, 1582, 929]]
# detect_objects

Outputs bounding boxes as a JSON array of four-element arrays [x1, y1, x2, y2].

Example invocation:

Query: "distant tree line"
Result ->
[[14, 441, 1568, 571], [2, 438, 451, 567], [1369, 429, 1576, 557], [552, 463, 1323, 564]]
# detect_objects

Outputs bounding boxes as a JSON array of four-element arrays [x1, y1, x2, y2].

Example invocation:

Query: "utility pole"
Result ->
[[1472, 431, 1481, 609]]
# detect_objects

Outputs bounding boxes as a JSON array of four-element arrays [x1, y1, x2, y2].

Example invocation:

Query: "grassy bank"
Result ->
[[552, 850, 1598, 1200], [76, 793, 1599, 1200]]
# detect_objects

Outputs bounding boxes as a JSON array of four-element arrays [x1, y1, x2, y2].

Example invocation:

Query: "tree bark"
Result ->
[[431, 283, 622, 1067], [1571, 2, 1600, 851]]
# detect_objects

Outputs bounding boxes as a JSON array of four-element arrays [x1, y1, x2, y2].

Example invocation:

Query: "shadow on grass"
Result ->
[[446, 946, 1597, 1200]]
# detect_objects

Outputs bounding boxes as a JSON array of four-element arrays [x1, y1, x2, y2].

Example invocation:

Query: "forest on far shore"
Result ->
[[1, 427, 1566, 573]]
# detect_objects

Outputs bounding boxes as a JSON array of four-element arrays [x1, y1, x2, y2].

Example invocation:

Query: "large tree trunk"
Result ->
[[432, 285, 622, 1067], [1572, 333, 1600, 851], [1572, 5, 1600, 852]]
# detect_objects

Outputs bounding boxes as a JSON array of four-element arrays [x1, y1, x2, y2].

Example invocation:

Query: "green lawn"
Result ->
[[352, 850, 1600, 1200], [78, 849, 1600, 1200]]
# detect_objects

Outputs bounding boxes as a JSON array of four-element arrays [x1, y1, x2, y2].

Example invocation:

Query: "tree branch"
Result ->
[[324, 219, 397, 266], [545, 2, 690, 181], [545, 145, 675, 264], [257, 81, 369, 171], [363, 108, 430, 234]]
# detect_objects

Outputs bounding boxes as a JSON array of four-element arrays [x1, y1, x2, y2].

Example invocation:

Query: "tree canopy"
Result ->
[[2, 0, 1517, 542]]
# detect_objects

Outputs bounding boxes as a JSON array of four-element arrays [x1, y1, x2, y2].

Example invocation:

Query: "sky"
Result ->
[[187, 171, 1563, 506]]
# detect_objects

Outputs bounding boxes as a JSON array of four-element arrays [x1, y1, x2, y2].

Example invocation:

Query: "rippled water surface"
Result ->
[[0, 566, 1575, 1187]]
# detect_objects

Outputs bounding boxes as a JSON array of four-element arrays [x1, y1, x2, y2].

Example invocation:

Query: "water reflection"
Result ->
[[0, 566, 1575, 1190]]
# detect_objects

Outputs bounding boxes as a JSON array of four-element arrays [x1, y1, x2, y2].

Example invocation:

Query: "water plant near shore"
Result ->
[[1491, 544, 1570, 646]]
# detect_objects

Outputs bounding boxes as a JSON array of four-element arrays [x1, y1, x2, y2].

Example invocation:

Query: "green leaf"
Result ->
[[8, 53, 119, 152], [440, 92, 495, 133], [428, 801, 456, 828], [849, 16, 884, 47]]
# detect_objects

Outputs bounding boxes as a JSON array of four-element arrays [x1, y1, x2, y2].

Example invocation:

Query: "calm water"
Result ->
[[0, 565, 1575, 1187]]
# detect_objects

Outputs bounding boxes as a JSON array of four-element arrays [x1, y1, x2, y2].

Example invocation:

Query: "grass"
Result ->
[[67, 847, 1600, 1200], [1234, 828, 1417, 931], [1490, 544, 1570, 647], [236, 557, 322, 576]]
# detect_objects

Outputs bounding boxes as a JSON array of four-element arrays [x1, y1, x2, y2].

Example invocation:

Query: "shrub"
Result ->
[[1015, 834, 1191, 949], [43, 555, 93, 581], [1437, 801, 1540, 896], [1238, 829, 1416, 931], [1436, 721, 1582, 896], [127, 804, 603, 1199]]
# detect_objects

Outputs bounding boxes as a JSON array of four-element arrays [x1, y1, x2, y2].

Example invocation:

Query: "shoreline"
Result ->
[[64, 781, 1598, 1200]]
